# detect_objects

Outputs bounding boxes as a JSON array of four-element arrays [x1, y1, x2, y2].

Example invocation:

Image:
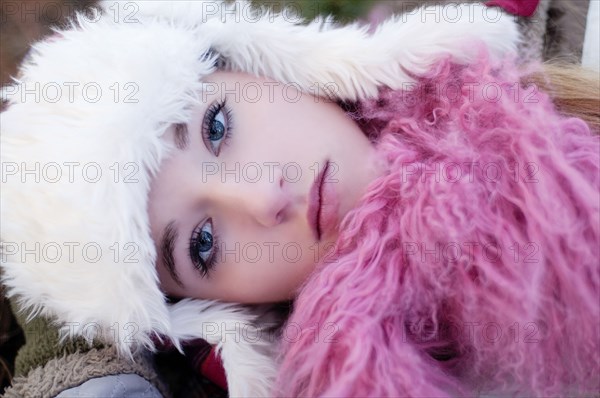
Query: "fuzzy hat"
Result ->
[[0, 1, 519, 395]]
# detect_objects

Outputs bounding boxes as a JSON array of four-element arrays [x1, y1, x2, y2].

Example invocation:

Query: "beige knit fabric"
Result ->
[[2, 347, 170, 398]]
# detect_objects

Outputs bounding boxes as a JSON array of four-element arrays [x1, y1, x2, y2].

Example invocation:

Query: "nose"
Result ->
[[208, 163, 291, 227]]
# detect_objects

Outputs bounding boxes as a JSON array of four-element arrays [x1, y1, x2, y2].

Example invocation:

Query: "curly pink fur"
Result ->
[[275, 56, 600, 396]]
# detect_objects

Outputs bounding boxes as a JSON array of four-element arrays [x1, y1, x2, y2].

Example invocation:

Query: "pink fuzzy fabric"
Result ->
[[275, 57, 600, 396]]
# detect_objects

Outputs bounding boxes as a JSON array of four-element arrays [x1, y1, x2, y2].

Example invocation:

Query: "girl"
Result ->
[[1, 0, 597, 396]]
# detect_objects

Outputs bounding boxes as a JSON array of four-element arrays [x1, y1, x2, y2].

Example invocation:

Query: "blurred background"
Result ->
[[0, 0, 593, 395]]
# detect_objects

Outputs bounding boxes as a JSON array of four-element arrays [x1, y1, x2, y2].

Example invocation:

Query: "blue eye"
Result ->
[[196, 223, 213, 252], [209, 115, 225, 141], [202, 100, 233, 156], [189, 218, 219, 277]]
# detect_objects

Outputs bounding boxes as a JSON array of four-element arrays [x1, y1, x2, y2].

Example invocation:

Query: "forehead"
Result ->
[[200, 70, 326, 107]]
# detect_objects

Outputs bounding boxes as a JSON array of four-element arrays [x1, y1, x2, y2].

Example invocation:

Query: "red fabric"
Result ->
[[183, 340, 228, 391], [154, 337, 228, 391], [199, 347, 228, 391], [485, 0, 540, 17]]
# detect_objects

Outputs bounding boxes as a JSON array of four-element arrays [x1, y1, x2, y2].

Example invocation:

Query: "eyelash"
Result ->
[[188, 218, 221, 278], [202, 99, 234, 156], [187, 100, 232, 277]]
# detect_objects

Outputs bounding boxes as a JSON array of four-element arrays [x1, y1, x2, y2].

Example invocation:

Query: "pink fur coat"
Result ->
[[275, 57, 600, 396]]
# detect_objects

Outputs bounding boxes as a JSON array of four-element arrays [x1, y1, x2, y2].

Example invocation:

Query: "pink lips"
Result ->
[[307, 160, 339, 241]]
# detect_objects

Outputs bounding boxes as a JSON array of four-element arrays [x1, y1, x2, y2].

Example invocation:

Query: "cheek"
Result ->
[[231, 259, 316, 303], [212, 230, 322, 303], [270, 241, 331, 300], [235, 98, 323, 156]]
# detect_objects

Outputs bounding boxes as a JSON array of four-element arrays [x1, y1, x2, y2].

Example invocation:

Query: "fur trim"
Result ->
[[0, 1, 520, 395], [127, 1, 521, 100], [1, 11, 205, 354]]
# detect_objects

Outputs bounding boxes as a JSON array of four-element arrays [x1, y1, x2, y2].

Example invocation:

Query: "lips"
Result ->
[[307, 160, 339, 241]]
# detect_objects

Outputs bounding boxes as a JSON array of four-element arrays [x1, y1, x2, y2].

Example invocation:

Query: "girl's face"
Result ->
[[148, 71, 382, 303]]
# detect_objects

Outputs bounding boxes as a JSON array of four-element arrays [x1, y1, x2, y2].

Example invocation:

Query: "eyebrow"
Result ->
[[174, 123, 189, 150], [160, 220, 184, 288]]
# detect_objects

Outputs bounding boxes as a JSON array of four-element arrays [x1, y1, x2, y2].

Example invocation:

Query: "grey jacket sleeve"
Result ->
[[55, 374, 163, 398]]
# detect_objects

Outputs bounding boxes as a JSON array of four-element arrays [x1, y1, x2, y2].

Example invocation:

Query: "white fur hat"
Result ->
[[0, 1, 519, 395]]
